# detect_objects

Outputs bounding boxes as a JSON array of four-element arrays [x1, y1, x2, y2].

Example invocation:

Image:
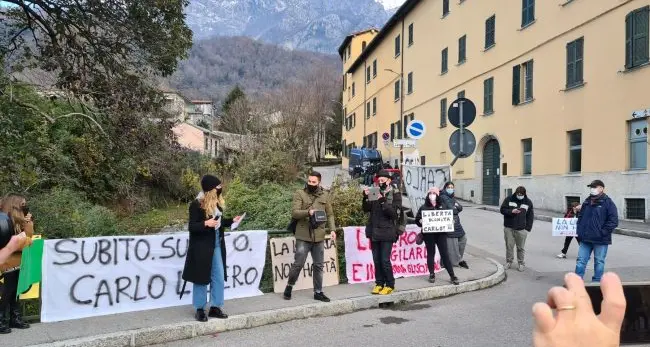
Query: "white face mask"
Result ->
[[516, 195, 524, 200], [590, 188, 600, 196], [429, 194, 437, 204]]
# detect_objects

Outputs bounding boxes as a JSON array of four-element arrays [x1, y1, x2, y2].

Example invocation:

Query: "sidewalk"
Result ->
[[463, 200, 650, 239], [11, 254, 504, 347]]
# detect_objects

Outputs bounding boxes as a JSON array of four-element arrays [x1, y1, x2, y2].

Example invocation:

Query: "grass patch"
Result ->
[[117, 204, 188, 235]]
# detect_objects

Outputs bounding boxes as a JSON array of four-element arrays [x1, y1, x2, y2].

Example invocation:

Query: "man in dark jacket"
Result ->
[[283, 171, 336, 302], [500, 186, 534, 272], [362, 170, 405, 295], [575, 180, 618, 283]]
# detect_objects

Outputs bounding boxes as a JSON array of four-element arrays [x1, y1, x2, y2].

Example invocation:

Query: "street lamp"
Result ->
[[384, 68, 405, 177]]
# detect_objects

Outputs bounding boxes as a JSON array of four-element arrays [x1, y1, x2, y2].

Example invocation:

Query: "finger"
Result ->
[[599, 272, 626, 332], [546, 286, 577, 321], [564, 272, 593, 314], [532, 302, 556, 334]]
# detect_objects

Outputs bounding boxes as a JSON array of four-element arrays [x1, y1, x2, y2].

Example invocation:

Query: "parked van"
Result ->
[[348, 148, 382, 178]]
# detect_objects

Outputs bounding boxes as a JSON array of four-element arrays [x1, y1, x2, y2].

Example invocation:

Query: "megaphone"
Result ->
[[0, 212, 14, 249]]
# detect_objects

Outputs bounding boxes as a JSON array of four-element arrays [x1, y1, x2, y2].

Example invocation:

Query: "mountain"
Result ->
[[185, 0, 397, 53], [165, 36, 340, 102]]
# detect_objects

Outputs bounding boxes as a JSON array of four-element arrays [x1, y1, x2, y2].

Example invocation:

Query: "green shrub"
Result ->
[[330, 178, 367, 228], [234, 149, 298, 186]]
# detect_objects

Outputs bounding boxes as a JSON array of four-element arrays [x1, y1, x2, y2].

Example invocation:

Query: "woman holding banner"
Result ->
[[415, 188, 460, 285], [0, 193, 33, 334], [182, 175, 241, 322]]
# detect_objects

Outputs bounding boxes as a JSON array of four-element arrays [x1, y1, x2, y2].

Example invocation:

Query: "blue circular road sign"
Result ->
[[406, 120, 426, 140]]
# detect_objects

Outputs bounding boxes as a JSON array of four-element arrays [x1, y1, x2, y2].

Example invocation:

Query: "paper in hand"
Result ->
[[231, 212, 246, 230]]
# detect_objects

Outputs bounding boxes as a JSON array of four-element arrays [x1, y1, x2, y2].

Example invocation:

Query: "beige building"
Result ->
[[340, 0, 650, 221]]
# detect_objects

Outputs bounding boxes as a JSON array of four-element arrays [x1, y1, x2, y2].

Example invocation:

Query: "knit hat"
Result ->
[[200, 175, 221, 192]]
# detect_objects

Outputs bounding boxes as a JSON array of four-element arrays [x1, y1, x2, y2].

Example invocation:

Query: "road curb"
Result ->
[[476, 206, 650, 240], [28, 259, 505, 347]]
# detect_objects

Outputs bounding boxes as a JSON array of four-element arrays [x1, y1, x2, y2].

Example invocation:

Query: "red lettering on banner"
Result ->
[[352, 263, 363, 282], [416, 247, 423, 260], [356, 228, 368, 251], [366, 263, 374, 281]]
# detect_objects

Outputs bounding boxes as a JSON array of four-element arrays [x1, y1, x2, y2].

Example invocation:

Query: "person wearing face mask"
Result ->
[[574, 180, 618, 283], [500, 186, 535, 272], [556, 202, 581, 259], [415, 187, 459, 285], [363, 170, 405, 295], [440, 182, 468, 269], [284, 171, 337, 302], [0, 193, 34, 334]]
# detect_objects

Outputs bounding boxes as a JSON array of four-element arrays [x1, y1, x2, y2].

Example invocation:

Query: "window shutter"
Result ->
[[633, 7, 649, 66], [626, 12, 634, 68], [512, 65, 521, 105]]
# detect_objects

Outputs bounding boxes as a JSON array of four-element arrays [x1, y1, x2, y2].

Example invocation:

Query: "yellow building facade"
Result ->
[[340, 0, 650, 220]]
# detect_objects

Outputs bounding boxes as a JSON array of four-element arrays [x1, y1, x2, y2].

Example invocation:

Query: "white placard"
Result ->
[[343, 225, 441, 284], [402, 164, 452, 213], [41, 231, 268, 322], [552, 218, 578, 237], [421, 210, 454, 233]]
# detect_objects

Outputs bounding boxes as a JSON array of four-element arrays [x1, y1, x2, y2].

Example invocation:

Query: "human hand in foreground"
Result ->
[[533, 272, 626, 347]]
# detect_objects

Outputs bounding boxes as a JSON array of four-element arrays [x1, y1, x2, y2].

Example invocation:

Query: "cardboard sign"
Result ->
[[403, 164, 452, 213], [269, 237, 339, 293], [552, 218, 578, 237], [421, 210, 454, 233]]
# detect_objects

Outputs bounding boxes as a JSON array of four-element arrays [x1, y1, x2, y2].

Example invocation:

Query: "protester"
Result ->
[[500, 186, 534, 272], [415, 187, 460, 285], [575, 180, 618, 283], [0, 193, 33, 334], [182, 175, 241, 322], [284, 171, 337, 302], [0, 236, 27, 265], [532, 272, 625, 347], [440, 182, 469, 269], [556, 202, 580, 259], [363, 170, 405, 295]]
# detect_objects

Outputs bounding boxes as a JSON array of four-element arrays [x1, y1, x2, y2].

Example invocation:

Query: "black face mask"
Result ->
[[306, 184, 318, 193], [379, 183, 388, 191], [216, 188, 223, 196], [22, 206, 29, 216]]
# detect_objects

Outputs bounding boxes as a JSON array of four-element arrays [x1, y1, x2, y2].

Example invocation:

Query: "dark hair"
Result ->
[[515, 186, 527, 196], [309, 171, 322, 182], [444, 181, 454, 189]]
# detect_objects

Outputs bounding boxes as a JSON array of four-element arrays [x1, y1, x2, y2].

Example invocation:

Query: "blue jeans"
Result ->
[[192, 232, 225, 310], [575, 241, 609, 282]]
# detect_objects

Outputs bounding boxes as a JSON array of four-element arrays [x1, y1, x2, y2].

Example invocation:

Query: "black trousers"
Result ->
[[371, 241, 395, 288], [423, 233, 455, 278], [0, 270, 20, 315], [561, 237, 578, 254]]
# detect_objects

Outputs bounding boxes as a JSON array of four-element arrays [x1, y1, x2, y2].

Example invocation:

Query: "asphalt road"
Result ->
[[155, 206, 650, 347]]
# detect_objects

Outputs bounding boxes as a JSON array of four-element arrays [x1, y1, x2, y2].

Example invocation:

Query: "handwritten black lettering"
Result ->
[[117, 238, 135, 261], [232, 234, 249, 252], [133, 275, 146, 301], [134, 240, 150, 261], [147, 275, 166, 300], [98, 239, 112, 265], [81, 240, 98, 264], [176, 271, 190, 296], [115, 276, 133, 303], [70, 274, 93, 305], [94, 279, 113, 308], [54, 239, 79, 266], [159, 237, 176, 260]]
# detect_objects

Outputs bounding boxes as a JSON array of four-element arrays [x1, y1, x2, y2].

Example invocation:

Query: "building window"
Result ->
[[362, 41, 367, 50], [392, 120, 403, 140], [407, 72, 414, 94], [630, 119, 648, 170], [372, 97, 377, 115], [457, 90, 465, 99], [352, 82, 356, 97], [403, 113, 415, 136], [441, 48, 448, 74], [625, 198, 646, 220], [566, 37, 584, 88], [420, 156, 426, 165], [485, 15, 496, 49], [512, 60, 534, 105], [440, 98, 448, 128], [458, 35, 467, 64], [408, 23, 414, 45], [204, 136, 209, 151], [367, 66, 371, 84], [625, 6, 649, 69], [373, 59, 378, 77], [522, 0, 535, 27], [394, 80, 401, 101], [395, 35, 401, 57], [443, 0, 450, 16], [566, 196, 581, 210], [484, 77, 494, 114], [353, 113, 356, 128], [568, 130, 582, 173], [522, 138, 532, 175], [366, 102, 371, 119]]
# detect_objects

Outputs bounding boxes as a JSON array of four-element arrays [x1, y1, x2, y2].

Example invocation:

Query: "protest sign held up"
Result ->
[[421, 210, 454, 233], [552, 218, 578, 237]]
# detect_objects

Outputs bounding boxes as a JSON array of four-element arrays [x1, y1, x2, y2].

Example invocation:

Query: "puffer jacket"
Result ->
[[500, 194, 535, 231], [362, 187, 403, 242], [576, 194, 618, 245], [440, 192, 465, 238]]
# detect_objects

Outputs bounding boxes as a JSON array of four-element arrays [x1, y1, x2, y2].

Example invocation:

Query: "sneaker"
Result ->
[[556, 253, 567, 259], [208, 307, 228, 319], [428, 274, 436, 283], [378, 287, 394, 295], [518, 264, 526, 272], [283, 285, 293, 300], [371, 285, 383, 294], [451, 277, 460, 285], [505, 262, 512, 270], [195, 309, 208, 322], [314, 292, 331, 302], [459, 261, 469, 269]]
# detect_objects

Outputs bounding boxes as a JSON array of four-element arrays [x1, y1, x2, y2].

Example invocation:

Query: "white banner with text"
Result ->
[[41, 231, 268, 322], [402, 165, 452, 213]]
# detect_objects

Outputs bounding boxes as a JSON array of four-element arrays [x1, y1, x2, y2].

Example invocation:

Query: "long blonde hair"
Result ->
[[0, 193, 27, 233], [200, 189, 225, 217]]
